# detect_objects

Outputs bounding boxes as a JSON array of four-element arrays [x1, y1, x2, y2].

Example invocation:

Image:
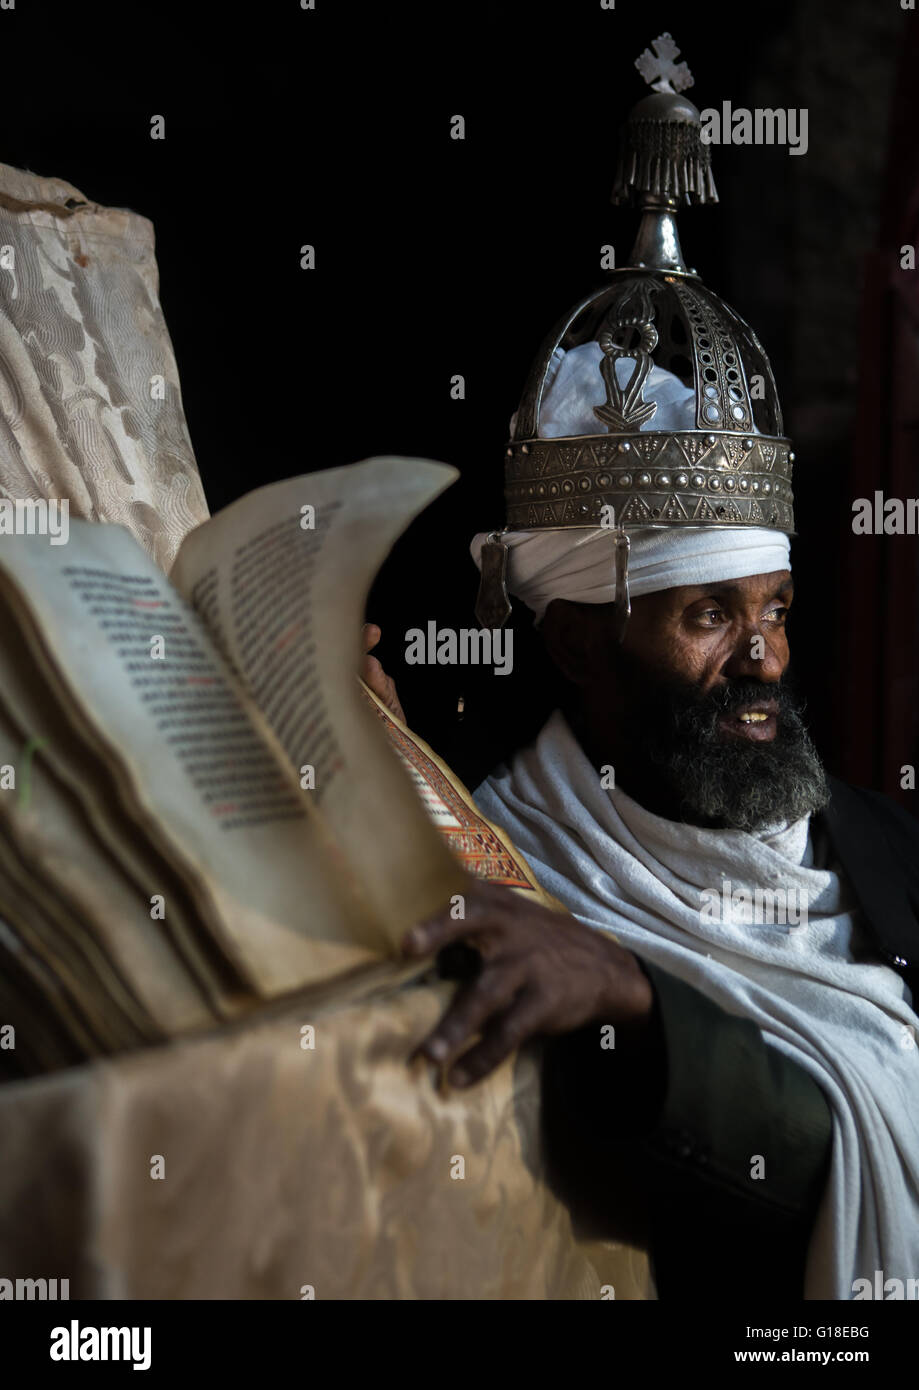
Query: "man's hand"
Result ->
[[361, 623, 406, 723], [402, 881, 655, 1088]]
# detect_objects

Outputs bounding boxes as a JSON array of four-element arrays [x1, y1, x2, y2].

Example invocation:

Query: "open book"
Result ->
[[0, 458, 559, 1075]]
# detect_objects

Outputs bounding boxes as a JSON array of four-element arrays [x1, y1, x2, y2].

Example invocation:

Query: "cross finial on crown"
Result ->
[[634, 33, 694, 95]]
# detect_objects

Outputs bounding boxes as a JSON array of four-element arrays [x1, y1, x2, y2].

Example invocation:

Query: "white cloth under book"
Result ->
[[472, 709, 919, 1300]]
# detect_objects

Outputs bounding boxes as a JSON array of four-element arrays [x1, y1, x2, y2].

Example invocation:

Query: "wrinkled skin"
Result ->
[[362, 570, 793, 1086], [362, 623, 406, 723], [400, 881, 655, 1086]]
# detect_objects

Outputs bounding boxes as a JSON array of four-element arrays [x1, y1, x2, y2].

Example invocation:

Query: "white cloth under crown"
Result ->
[[476, 349, 789, 620], [534, 342, 698, 439], [470, 526, 792, 623]]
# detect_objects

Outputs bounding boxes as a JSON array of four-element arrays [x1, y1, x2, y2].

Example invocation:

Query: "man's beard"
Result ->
[[615, 656, 830, 832]]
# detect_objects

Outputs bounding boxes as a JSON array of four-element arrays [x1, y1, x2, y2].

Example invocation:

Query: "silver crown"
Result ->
[[502, 33, 794, 539]]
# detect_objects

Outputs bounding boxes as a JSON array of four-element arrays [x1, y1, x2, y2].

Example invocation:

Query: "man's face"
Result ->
[[544, 569, 830, 831], [625, 568, 793, 745]]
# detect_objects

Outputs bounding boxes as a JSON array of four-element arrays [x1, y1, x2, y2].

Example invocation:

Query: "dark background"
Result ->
[[1, 0, 914, 801]]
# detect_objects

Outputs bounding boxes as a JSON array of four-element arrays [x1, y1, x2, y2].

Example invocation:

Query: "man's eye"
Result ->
[[765, 606, 789, 623], [697, 609, 724, 625]]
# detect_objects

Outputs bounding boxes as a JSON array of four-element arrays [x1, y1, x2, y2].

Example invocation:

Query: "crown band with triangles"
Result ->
[[504, 430, 794, 531]]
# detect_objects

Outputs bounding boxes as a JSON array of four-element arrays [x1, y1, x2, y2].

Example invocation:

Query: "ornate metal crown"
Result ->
[[502, 33, 795, 538]]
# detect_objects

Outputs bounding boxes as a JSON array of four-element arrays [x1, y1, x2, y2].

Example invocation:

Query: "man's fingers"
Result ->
[[412, 962, 527, 1068], [361, 626, 406, 720], [362, 652, 385, 684], [401, 886, 515, 958], [362, 650, 396, 704], [448, 988, 546, 1087]]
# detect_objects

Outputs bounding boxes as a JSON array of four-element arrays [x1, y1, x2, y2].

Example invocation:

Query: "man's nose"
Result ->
[[722, 625, 786, 682]]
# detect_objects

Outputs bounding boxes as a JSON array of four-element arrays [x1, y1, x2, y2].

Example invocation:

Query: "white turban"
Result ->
[[470, 527, 792, 624], [479, 347, 792, 622]]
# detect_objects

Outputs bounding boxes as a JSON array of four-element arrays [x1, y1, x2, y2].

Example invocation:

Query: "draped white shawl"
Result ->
[[473, 709, 919, 1299]]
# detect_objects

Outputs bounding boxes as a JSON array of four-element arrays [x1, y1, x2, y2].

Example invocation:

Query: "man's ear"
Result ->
[[540, 600, 616, 686]]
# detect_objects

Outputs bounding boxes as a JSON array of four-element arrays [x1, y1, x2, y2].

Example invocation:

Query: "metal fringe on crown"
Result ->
[[612, 115, 718, 205]]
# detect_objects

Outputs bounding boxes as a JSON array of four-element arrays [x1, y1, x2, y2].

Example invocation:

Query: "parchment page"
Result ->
[[171, 457, 470, 948], [0, 912, 107, 1072], [0, 832, 142, 1056], [0, 596, 246, 1019], [0, 700, 216, 1040], [0, 524, 390, 999]]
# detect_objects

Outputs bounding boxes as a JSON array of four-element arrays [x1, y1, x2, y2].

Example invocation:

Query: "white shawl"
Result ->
[[473, 709, 919, 1299]]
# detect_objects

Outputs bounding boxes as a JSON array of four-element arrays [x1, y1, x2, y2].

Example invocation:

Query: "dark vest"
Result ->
[[820, 776, 919, 1004]]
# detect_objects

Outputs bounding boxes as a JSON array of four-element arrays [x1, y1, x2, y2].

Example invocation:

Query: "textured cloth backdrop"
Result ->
[[0, 163, 208, 573]]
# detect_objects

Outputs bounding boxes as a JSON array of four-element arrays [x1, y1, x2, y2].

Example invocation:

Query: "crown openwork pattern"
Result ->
[[505, 271, 794, 532]]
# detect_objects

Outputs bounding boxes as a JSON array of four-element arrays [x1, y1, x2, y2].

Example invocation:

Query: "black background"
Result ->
[[0, 0, 907, 792]]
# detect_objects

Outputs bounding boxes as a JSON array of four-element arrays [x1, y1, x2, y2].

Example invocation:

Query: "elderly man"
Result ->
[[365, 45, 919, 1301], [368, 539, 919, 1303]]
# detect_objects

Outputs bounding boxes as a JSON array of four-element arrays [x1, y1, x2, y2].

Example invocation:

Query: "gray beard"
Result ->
[[622, 669, 830, 833]]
